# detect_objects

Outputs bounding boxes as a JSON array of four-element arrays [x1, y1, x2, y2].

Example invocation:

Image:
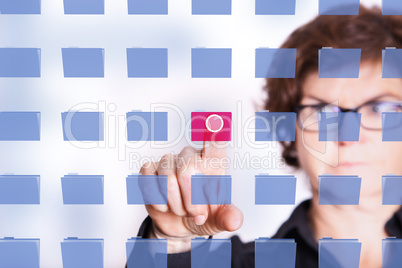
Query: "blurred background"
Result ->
[[0, 0, 382, 266]]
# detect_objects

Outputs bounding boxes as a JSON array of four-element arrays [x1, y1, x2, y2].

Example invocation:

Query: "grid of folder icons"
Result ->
[[192, 0, 231, 15], [1, 173, 400, 208], [126, 237, 168, 267], [319, 237, 361, 268], [0, 112, 41, 141], [318, 174, 362, 205], [382, 112, 402, 141], [0, 175, 40, 204], [61, 174, 104, 205], [382, 174, 402, 205], [1, 1, 402, 266], [382, 48, 402, 78], [2, 236, 402, 267], [61, 111, 104, 141], [255, 0, 296, 15], [255, 238, 296, 268], [382, 0, 402, 15], [0, 238, 40, 268], [255, 111, 297, 141], [0, 47, 400, 80], [0, 0, 41, 14], [0, 110, 400, 142], [126, 174, 168, 205], [191, 174, 232, 205], [0, 0, 304, 15], [63, 0, 104, 14], [318, 0, 360, 15], [128, 0, 168, 14], [126, 111, 168, 141], [255, 48, 297, 78], [191, 237, 232, 268], [191, 48, 232, 78], [61, 238, 104, 267], [62, 48, 105, 78], [127, 48, 168, 78], [190, 111, 232, 142], [0, 48, 41, 77], [255, 174, 297, 205], [318, 112, 361, 141], [318, 48, 361, 78], [383, 237, 402, 267]]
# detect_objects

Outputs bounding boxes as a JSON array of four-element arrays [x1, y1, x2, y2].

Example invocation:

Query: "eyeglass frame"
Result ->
[[293, 100, 402, 131]]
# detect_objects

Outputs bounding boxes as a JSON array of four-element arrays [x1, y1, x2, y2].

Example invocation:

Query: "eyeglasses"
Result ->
[[294, 101, 402, 131]]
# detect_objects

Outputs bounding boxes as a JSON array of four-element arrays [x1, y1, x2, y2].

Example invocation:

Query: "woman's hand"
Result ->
[[140, 141, 244, 253]]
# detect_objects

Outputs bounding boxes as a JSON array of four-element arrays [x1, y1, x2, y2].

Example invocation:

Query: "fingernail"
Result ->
[[193, 215, 206, 225]]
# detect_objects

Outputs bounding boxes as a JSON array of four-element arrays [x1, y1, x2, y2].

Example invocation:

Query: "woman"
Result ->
[[131, 5, 402, 268]]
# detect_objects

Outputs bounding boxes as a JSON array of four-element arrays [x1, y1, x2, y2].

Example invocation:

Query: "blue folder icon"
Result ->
[[383, 237, 402, 268], [126, 237, 167, 268], [0, 48, 40, 77], [127, 48, 168, 78], [255, 48, 296, 78], [62, 111, 104, 141], [0, 175, 40, 204], [0, 237, 40, 268], [318, 48, 361, 78], [128, 0, 168, 15], [255, 174, 296, 205], [318, 112, 361, 141], [319, 174, 361, 205], [64, 0, 104, 14], [382, 48, 402, 78], [191, 237, 231, 268], [382, 0, 402, 15], [126, 111, 168, 141], [191, 174, 231, 205], [62, 48, 104, 77], [255, 238, 296, 268], [126, 174, 168, 205], [61, 238, 103, 268], [255, 111, 296, 141], [319, 237, 361, 268], [319, 0, 360, 15], [382, 112, 402, 142], [61, 174, 104, 204], [0, 0, 40, 14], [191, 48, 232, 78], [0, 111, 40, 141], [255, 0, 296, 15], [192, 0, 231, 15], [382, 174, 402, 205]]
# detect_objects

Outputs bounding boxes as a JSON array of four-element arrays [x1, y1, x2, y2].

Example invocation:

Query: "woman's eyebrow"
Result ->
[[302, 95, 330, 104], [304, 93, 400, 105], [361, 93, 401, 104]]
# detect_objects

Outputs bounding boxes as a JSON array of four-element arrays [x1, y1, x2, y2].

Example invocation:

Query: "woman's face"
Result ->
[[295, 62, 402, 197]]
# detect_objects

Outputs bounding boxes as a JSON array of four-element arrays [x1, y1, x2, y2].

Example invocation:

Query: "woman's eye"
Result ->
[[318, 105, 336, 113], [370, 104, 382, 113], [367, 102, 401, 114]]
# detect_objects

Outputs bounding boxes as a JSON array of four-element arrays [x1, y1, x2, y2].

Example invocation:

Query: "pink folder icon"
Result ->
[[191, 112, 232, 141]]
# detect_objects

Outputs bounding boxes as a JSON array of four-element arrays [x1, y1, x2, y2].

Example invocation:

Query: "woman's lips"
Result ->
[[337, 162, 366, 167]]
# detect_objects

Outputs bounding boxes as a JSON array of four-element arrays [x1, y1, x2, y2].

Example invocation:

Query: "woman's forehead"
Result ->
[[301, 62, 402, 104]]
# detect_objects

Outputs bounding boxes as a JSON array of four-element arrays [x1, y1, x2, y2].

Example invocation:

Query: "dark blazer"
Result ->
[[127, 199, 402, 267]]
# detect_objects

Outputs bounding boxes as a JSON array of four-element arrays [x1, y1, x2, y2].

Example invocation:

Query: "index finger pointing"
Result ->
[[201, 111, 232, 159], [202, 140, 228, 160], [202, 140, 229, 175]]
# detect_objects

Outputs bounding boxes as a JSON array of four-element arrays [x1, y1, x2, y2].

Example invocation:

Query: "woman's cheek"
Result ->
[[380, 142, 402, 174]]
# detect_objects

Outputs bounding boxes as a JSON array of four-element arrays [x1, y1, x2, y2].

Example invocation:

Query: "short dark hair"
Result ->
[[264, 5, 402, 168]]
